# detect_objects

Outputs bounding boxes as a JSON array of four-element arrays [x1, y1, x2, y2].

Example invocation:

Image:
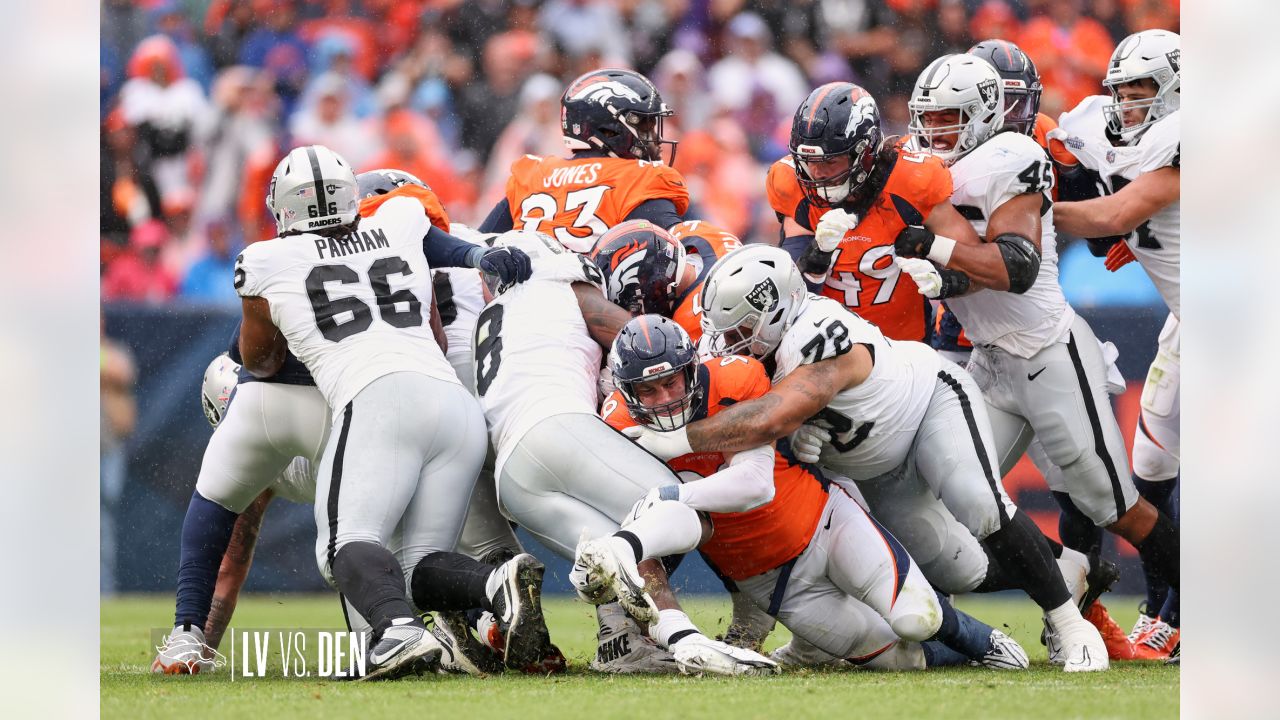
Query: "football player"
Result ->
[[894, 53, 1179, 662], [1050, 29, 1181, 661], [234, 144, 543, 679], [624, 245, 1109, 671], [460, 228, 775, 676], [583, 315, 1029, 671], [766, 82, 980, 342], [477, 68, 690, 252]]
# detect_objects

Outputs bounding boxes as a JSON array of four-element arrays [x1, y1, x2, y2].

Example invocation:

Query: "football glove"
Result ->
[[788, 424, 830, 464], [814, 209, 859, 253], [894, 225, 935, 259], [478, 246, 533, 289], [895, 257, 943, 298], [621, 424, 693, 460], [1104, 241, 1136, 272], [623, 485, 681, 528]]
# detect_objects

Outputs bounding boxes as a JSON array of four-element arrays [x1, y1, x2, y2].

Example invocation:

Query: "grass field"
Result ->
[[103, 594, 1176, 719]]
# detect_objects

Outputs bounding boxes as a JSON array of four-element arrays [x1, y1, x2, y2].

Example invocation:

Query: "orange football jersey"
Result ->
[[1033, 112, 1079, 202], [766, 147, 952, 342], [667, 220, 742, 343], [601, 355, 829, 580], [358, 183, 451, 231], [505, 154, 690, 254]]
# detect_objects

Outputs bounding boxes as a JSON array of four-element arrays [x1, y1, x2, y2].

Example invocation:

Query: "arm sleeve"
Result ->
[[625, 198, 684, 229], [478, 198, 515, 234], [676, 444, 776, 513], [424, 225, 487, 269]]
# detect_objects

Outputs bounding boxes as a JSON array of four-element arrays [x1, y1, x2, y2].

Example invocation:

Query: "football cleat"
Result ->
[[151, 624, 225, 675], [770, 637, 843, 668], [1044, 615, 1110, 673], [670, 633, 781, 677], [590, 623, 680, 674], [490, 553, 552, 670], [1165, 641, 1179, 666], [360, 623, 443, 681], [1132, 618, 1179, 660], [976, 629, 1030, 670], [1078, 556, 1121, 613], [1128, 606, 1159, 644], [570, 531, 616, 605], [430, 614, 499, 676], [1083, 601, 1136, 660], [574, 536, 658, 624]]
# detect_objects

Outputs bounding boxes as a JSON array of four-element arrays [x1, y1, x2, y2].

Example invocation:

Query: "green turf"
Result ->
[[103, 594, 1176, 719]]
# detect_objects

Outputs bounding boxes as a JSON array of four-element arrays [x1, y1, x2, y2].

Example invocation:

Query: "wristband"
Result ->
[[926, 235, 956, 267]]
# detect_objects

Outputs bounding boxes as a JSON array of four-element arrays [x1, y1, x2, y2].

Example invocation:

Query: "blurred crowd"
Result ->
[[101, 0, 1179, 305]]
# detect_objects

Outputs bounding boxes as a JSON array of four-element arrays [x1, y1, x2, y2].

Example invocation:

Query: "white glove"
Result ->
[[623, 485, 680, 528], [789, 424, 831, 464], [894, 257, 942, 298], [621, 424, 693, 460], [670, 633, 781, 677], [814, 209, 860, 253]]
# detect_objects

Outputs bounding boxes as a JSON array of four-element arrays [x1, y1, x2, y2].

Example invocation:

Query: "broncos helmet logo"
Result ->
[[568, 78, 644, 107]]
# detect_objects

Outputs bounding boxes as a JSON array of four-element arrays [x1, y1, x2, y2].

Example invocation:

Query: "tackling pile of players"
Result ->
[[151, 29, 1180, 679]]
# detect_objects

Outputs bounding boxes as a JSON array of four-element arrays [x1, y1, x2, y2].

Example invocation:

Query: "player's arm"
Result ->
[[573, 281, 632, 349], [897, 196, 1042, 294], [477, 198, 515, 234], [424, 225, 532, 285], [626, 198, 684, 230], [238, 296, 287, 378], [673, 444, 776, 513], [1053, 167, 1179, 237], [203, 489, 273, 650]]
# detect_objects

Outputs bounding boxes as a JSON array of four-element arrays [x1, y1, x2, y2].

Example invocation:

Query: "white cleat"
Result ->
[[574, 536, 658, 625], [589, 623, 680, 674], [570, 531, 615, 605], [151, 624, 225, 675], [1045, 616, 1110, 673], [976, 629, 1029, 670], [670, 633, 781, 677], [361, 623, 444, 681], [770, 637, 843, 668]]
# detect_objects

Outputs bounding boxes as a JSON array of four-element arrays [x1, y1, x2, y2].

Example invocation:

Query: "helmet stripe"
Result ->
[[638, 315, 654, 348], [306, 146, 328, 218], [805, 83, 842, 133]]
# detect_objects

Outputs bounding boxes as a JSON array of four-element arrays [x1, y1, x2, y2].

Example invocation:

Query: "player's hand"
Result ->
[[814, 209, 859, 252], [895, 257, 943, 298], [788, 424, 830, 464], [894, 225, 935, 259], [670, 633, 781, 677], [1104, 241, 1136, 272], [478, 246, 533, 288], [621, 424, 693, 460]]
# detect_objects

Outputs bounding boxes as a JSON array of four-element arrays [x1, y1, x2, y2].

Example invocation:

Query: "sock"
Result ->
[[1159, 590, 1180, 628], [174, 491, 239, 629], [333, 541, 420, 636], [411, 551, 495, 613], [981, 512, 1072, 610], [1045, 599, 1085, 632], [1052, 491, 1104, 557], [920, 640, 971, 667], [1134, 511, 1179, 591], [651, 608, 699, 648], [929, 592, 993, 661], [614, 500, 702, 560], [1134, 475, 1176, 612], [1043, 536, 1065, 558]]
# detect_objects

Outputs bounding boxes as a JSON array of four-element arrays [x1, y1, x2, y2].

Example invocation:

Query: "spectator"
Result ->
[[180, 219, 241, 305], [454, 31, 539, 165], [239, 0, 306, 69], [364, 109, 470, 213], [299, 34, 379, 119], [1018, 0, 1114, 116], [101, 110, 163, 256], [103, 220, 180, 303], [202, 0, 260, 70], [196, 67, 280, 227], [120, 35, 209, 203], [1125, 0, 1180, 33], [151, 1, 216, 92], [934, 0, 974, 56], [100, 316, 137, 594], [289, 72, 381, 168], [540, 0, 631, 67], [822, 0, 901, 97], [481, 74, 568, 210], [969, 0, 1023, 45], [708, 13, 808, 129], [1090, 0, 1132, 43], [653, 49, 712, 135]]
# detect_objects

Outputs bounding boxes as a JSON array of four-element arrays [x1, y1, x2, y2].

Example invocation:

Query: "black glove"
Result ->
[[894, 225, 935, 259], [478, 246, 533, 288]]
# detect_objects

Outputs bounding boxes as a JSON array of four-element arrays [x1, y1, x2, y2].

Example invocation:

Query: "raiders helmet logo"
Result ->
[[745, 278, 780, 313], [1166, 49, 1180, 73], [976, 79, 999, 110]]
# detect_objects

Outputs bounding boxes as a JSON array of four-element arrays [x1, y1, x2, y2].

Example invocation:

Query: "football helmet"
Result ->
[[266, 145, 359, 235], [968, 39, 1042, 136], [908, 54, 1005, 164], [590, 220, 687, 317], [200, 353, 240, 427], [356, 168, 428, 198], [609, 315, 703, 431], [561, 68, 677, 164], [1102, 30, 1180, 143], [789, 82, 883, 207], [699, 245, 807, 359]]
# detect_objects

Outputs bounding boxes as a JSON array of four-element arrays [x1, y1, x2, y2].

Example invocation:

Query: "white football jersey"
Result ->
[[433, 224, 492, 376], [474, 231, 608, 476], [944, 131, 1076, 358], [774, 295, 940, 479], [235, 195, 460, 411], [1058, 97, 1180, 317]]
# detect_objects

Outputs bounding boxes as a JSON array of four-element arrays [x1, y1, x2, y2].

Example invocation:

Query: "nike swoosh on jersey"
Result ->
[[1027, 367, 1047, 381]]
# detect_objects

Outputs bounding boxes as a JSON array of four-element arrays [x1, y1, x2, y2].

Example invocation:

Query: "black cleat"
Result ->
[[490, 554, 551, 670], [1078, 556, 1121, 613]]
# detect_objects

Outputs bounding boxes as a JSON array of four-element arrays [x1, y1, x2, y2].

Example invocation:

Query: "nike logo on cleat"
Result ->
[[1027, 367, 1047, 381]]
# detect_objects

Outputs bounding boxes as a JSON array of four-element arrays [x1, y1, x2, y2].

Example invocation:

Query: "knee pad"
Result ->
[[1132, 419, 1179, 481], [862, 641, 928, 671]]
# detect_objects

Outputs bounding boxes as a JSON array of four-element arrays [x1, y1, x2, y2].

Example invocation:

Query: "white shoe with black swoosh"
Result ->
[[360, 622, 444, 681], [975, 629, 1029, 670], [1045, 615, 1110, 673]]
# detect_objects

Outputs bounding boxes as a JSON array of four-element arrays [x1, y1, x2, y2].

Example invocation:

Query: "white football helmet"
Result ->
[[1102, 30, 1180, 143], [908, 54, 1005, 164], [699, 245, 807, 359], [265, 145, 360, 235], [200, 353, 241, 427]]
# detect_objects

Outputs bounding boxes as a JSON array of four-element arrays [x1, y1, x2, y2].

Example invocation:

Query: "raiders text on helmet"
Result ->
[[266, 145, 360, 235]]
